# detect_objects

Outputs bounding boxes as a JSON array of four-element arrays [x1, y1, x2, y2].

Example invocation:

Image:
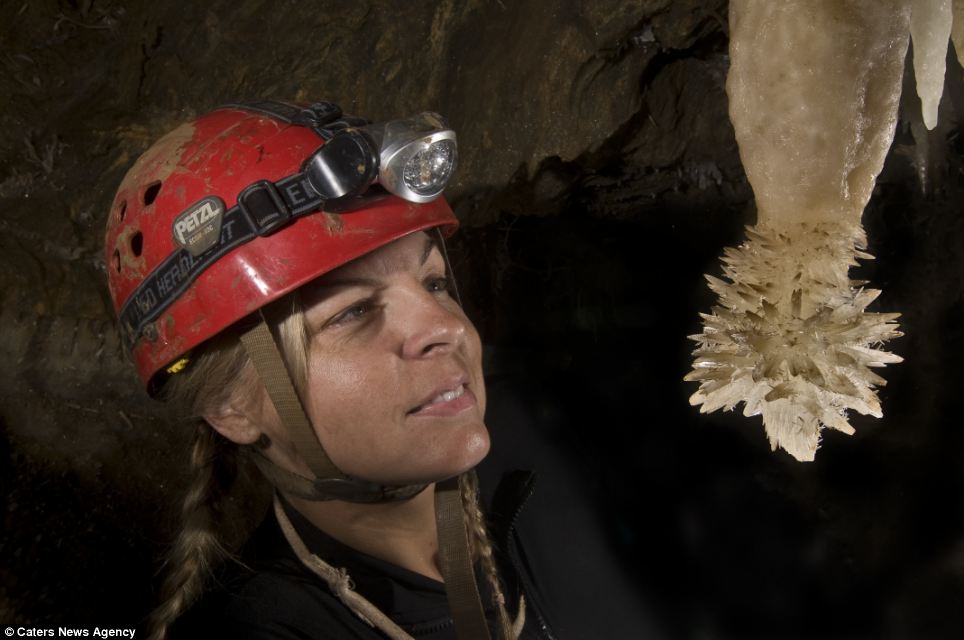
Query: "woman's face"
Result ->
[[274, 231, 489, 486]]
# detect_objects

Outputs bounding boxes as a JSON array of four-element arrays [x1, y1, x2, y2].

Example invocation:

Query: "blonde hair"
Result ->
[[145, 325, 255, 640], [144, 295, 519, 639], [461, 470, 517, 639]]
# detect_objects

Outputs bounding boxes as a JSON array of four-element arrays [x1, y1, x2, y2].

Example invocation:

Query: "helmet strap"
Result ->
[[245, 449, 427, 502], [239, 316, 343, 480], [239, 315, 426, 502]]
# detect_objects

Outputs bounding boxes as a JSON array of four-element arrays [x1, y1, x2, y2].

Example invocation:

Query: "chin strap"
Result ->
[[246, 449, 427, 502], [240, 316, 425, 502], [239, 317, 342, 479]]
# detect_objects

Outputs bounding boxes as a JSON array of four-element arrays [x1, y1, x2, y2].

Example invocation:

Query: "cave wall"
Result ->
[[1, 1, 963, 638]]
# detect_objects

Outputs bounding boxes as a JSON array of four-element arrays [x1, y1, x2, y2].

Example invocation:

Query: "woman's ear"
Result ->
[[203, 398, 262, 446]]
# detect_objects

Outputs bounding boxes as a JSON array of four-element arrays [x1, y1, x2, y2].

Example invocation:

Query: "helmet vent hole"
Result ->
[[117, 200, 127, 222], [143, 181, 162, 206], [131, 231, 143, 257], [112, 250, 121, 273]]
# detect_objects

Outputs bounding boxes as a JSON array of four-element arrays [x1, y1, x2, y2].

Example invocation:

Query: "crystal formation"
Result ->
[[686, 221, 903, 462], [686, 0, 952, 461]]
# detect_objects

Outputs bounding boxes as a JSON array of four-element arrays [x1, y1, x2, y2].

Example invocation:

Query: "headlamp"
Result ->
[[364, 112, 458, 203], [304, 111, 458, 206]]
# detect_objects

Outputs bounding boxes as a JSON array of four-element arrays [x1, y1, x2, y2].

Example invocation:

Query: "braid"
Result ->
[[145, 422, 237, 640], [460, 472, 520, 640]]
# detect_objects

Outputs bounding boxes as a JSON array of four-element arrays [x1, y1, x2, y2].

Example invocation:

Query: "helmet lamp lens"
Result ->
[[402, 139, 457, 197]]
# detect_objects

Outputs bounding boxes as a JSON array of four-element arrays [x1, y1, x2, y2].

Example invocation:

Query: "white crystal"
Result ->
[[687, 221, 903, 462]]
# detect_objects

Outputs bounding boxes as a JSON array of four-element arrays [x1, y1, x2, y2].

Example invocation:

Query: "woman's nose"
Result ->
[[397, 286, 466, 359]]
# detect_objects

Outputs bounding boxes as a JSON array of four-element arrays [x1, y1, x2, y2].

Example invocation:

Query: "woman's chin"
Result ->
[[363, 426, 491, 487]]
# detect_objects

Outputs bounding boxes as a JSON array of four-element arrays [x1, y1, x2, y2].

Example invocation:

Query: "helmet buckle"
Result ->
[[237, 181, 292, 236]]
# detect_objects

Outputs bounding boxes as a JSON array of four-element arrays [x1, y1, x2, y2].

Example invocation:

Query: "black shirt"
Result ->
[[173, 472, 555, 640]]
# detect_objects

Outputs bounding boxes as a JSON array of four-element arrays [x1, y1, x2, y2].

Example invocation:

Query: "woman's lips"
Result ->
[[408, 383, 477, 417]]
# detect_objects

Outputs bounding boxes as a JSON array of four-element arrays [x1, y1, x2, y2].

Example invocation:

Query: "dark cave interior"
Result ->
[[1, 1, 963, 638]]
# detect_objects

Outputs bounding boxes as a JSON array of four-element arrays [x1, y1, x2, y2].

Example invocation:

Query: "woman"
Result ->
[[104, 101, 551, 639]]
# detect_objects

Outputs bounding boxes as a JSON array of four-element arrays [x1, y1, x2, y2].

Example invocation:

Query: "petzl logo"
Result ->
[[173, 196, 225, 256]]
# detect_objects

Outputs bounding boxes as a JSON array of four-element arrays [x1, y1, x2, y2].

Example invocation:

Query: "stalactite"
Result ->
[[953, 0, 964, 67], [686, 0, 957, 461], [910, 0, 953, 129]]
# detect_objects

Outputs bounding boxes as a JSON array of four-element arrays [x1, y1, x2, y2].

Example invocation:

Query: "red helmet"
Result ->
[[104, 102, 458, 390]]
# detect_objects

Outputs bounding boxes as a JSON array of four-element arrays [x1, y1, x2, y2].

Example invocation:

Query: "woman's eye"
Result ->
[[426, 276, 450, 294], [329, 300, 376, 327]]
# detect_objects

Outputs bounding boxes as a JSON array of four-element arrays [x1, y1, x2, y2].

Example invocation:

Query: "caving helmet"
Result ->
[[104, 100, 459, 392]]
